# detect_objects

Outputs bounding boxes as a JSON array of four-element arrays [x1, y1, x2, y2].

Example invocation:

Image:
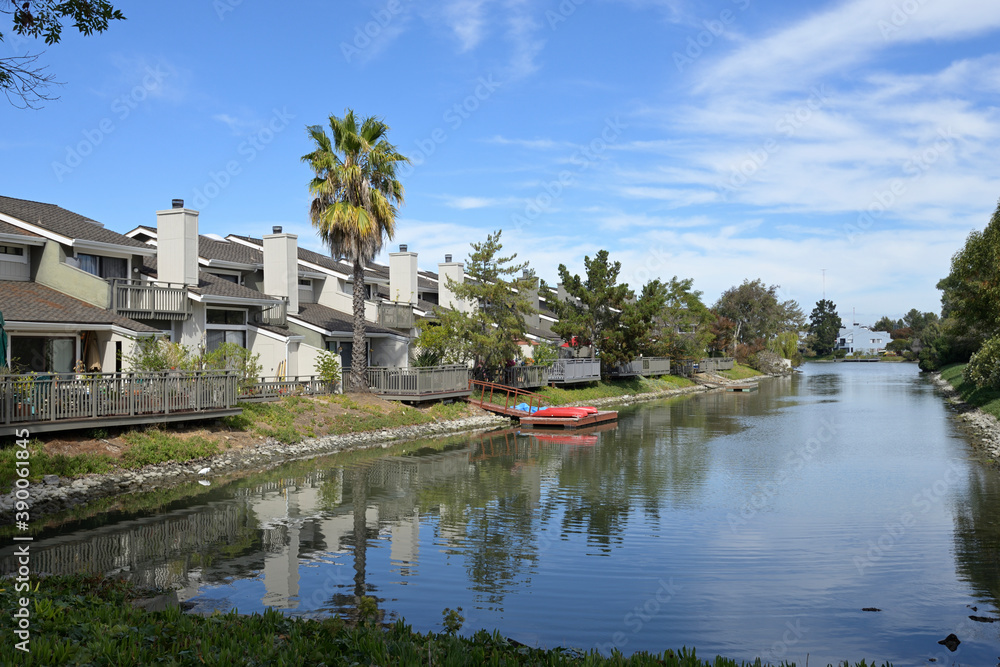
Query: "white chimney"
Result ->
[[263, 226, 299, 314], [389, 244, 418, 305], [522, 271, 540, 329], [156, 199, 199, 287], [438, 254, 468, 312]]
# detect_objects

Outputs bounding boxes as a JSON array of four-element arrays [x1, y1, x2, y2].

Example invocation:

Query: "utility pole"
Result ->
[[822, 269, 826, 301]]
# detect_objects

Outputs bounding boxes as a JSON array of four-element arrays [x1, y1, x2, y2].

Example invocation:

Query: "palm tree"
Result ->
[[302, 111, 408, 392]]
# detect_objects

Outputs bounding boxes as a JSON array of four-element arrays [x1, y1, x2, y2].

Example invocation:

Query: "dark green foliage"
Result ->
[[416, 230, 536, 379], [549, 250, 665, 371], [808, 299, 842, 356]]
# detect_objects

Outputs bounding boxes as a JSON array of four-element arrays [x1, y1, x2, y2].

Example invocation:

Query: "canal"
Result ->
[[5, 362, 1000, 665]]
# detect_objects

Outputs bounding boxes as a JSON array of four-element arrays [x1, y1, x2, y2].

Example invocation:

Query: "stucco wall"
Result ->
[[34, 240, 111, 308]]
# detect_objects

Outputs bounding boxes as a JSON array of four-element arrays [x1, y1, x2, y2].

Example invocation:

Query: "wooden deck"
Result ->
[[726, 384, 758, 392], [469, 380, 618, 429]]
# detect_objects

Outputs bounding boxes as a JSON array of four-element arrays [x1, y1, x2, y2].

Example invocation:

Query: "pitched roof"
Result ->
[[0, 196, 151, 250], [292, 302, 398, 337], [198, 235, 264, 266], [141, 257, 280, 303], [0, 220, 43, 239], [0, 281, 159, 332]]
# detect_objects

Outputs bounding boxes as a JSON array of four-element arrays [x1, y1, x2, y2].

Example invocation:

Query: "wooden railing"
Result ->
[[239, 376, 337, 402], [549, 358, 602, 384], [469, 380, 547, 415], [501, 364, 550, 389], [251, 298, 287, 327], [110, 279, 190, 320], [378, 301, 415, 329], [698, 357, 734, 373], [0, 371, 238, 432], [606, 360, 643, 378], [641, 357, 671, 376], [367, 365, 470, 397]]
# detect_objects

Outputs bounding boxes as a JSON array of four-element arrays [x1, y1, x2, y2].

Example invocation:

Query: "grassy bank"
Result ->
[[533, 374, 696, 405], [939, 363, 1000, 420], [715, 363, 762, 381], [0, 574, 890, 667]]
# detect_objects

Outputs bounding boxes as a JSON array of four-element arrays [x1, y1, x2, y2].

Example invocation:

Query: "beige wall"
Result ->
[[34, 240, 111, 308]]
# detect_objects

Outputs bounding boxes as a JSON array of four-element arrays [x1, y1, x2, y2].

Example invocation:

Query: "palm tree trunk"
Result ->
[[351, 259, 369, 392]]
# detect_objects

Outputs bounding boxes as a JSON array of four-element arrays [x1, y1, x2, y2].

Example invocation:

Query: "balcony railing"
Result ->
[[500, 364, 550, 389], [698, 357, 734, 373], [640, 357, 671, 376], [367, 365, 470, 399], [110, 279, 191, 320], [0, 371, 239, 435], [239, 375, 337, 402], [378, 301, 416, 329], [252, 298, 287, 327], [549, 358, 602, 384]]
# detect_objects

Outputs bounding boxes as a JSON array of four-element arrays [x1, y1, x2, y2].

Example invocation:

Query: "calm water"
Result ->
[[6, 362, 1000, 665]]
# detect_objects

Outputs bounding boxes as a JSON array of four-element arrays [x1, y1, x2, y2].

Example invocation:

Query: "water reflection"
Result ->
[[5, 363, 1000, 665]]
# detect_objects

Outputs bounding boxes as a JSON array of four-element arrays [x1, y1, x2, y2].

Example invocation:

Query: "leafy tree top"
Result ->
[[714, 279, 804, 348], [937, 199, 1000, 340], [2, 1, 125, 108]]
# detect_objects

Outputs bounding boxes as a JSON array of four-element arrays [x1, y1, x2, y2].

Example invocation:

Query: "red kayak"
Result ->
[[532, 406, 599, 418]]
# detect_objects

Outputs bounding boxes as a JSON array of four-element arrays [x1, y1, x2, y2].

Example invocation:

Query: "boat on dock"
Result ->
[[468, 379, 618, 429]]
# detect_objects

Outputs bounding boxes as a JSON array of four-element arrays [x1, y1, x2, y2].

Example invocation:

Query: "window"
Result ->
[[208, 272, 239, 283], [0, 245, 25, 259], [10, 336, 75, 374], [206, 308, 247, 352], [207, 309, 246, 325], [77, 253, 128, 279]]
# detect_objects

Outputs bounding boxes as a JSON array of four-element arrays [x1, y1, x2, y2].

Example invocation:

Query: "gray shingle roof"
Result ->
[[0, 281, 159, 332], [0, 220, 42, 238], [199, 235, 264, 266], [292, 302, 397, 336], [141, 257, 279, 303], [0, 196, 150, 250]]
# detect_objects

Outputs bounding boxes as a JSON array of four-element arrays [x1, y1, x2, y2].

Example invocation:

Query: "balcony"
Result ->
[[252, 298, 287, 327], [367, 365, 470, 401], [110, 279, 191, 320], [549, 358, 602, 384], [378, 301, 415, 329]]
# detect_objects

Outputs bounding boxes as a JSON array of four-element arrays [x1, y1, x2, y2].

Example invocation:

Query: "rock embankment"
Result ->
[[932, 374, 1000, 460], [0, 414, 510, 522]]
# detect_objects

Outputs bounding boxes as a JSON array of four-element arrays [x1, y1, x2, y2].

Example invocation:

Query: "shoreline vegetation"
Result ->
[[0, 573, 892, 667], [936, 363, 1000, 463]]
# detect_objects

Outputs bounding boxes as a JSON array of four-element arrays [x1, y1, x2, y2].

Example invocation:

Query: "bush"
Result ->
[[964, 335, 1000, 389], [314, 350, 343, 387]]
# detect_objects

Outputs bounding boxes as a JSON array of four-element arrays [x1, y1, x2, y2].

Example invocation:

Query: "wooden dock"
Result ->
[[520, 409, 618, 429], [726, 384, 758, 393], [468, 379, 618, 429]]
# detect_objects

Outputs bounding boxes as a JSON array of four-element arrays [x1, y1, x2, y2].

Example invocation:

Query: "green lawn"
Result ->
[[939, 363, 1000, 420]]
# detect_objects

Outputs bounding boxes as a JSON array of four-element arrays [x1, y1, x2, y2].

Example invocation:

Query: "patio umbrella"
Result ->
[[0, 310, 7, 370]]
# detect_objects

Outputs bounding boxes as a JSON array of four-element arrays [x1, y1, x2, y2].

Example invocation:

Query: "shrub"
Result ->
[[314, 350, 343, 388], [964, 335, 1000, 389]]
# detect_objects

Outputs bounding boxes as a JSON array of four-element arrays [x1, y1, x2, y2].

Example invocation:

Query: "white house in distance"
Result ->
[[835, 323, 891, 355]]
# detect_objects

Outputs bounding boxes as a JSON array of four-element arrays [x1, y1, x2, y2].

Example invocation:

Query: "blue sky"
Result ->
[[3, 0, 1000, 325]]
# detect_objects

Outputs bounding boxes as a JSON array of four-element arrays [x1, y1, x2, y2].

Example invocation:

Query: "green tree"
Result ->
[[302, 110, 408, 392], [2, 1, 124, 108], [549, 250, 664, 370], [808, 299, 842, 356], [415, 231, 535, 379], [873, 315, 902, 334], [645, 277, 714, 360], [937, 201, 1000, 343], [713, 279, 804, 355]]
